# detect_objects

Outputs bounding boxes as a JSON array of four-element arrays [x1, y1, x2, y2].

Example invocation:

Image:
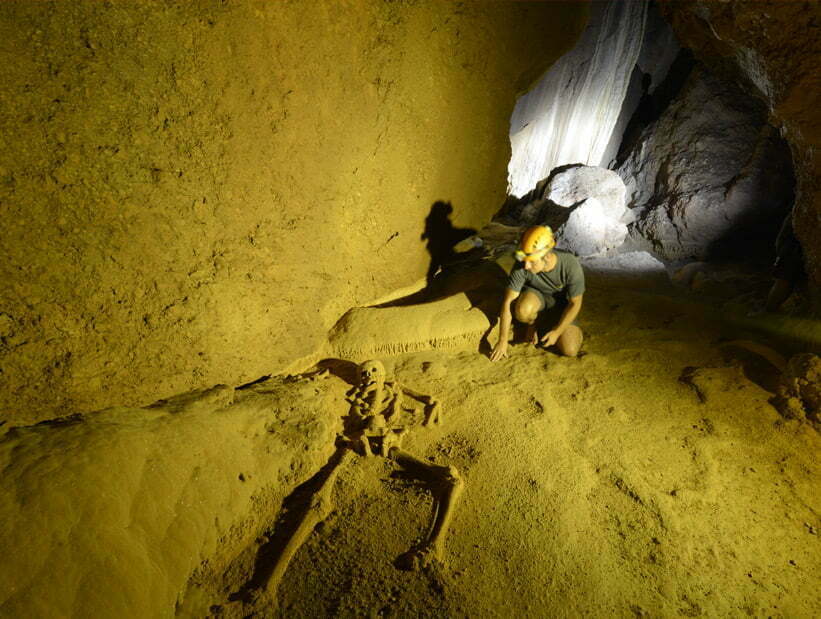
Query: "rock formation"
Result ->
[[773, 353, 821, 426], [0, 379, 345, 617], [659, 0, 820, 295], [617, 65, 794, 260], [329, 293, 493, 362], [507, 0, 647, 197]]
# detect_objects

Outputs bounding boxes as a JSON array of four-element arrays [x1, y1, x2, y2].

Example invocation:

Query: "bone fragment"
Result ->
[[359, 433, 374, 457]]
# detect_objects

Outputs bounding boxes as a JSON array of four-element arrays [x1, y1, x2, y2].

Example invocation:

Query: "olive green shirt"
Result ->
[[507, 250, 585, 299]]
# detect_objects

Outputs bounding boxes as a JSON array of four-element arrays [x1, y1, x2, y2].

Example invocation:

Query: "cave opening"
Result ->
[[0, 1, 819, 617]]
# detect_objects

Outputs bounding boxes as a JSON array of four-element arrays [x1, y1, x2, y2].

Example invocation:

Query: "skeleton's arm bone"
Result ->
[[399, 385, 433, 404], [424, 401, 442, 426], [385, 388, 402, 423], [393, 384, 442, 425]]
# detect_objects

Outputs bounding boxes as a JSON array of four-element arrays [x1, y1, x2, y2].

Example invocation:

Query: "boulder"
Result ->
[[555, 197, 628, 257], [545, 165, 629, 221]]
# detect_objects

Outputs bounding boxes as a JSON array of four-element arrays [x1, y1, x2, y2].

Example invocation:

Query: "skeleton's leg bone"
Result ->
[[260, 448, 353, 599], [359, 434, 373, 457], [388, 448, 463, 570], [424, 400, 442, 426]]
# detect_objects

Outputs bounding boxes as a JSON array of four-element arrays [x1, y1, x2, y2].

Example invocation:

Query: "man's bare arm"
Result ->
[[490, 288, 520, 361]]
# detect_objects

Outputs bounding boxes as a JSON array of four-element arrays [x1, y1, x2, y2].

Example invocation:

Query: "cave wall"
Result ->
[[0, 1, 588, 425], [617, 65, 794, 261], [660, 1, 821, 294]]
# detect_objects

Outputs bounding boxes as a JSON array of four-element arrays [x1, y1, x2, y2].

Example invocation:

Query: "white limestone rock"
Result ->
[[601, 2, 681, 168], [545, 165, 628, 221], [556, 197, 628, 257], [507, 0, 648, 197]]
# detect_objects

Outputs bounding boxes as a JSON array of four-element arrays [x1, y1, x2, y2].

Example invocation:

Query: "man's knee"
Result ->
[[557, 325, 583, 357], [514, 305, 538, 324], [514, 293, 542, 324]]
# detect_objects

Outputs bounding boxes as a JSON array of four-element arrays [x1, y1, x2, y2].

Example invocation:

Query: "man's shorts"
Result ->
[[519, 286, 577, 329]]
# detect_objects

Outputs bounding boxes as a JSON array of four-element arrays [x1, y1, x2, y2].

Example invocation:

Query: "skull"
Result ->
[[358, 360, 386, 390]]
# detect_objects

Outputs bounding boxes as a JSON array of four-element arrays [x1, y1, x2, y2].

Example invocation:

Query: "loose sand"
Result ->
[[190, 269, 820, 618], [1, 256, 818, 618]]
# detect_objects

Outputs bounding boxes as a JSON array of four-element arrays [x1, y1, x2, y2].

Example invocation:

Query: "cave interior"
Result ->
[[0, 1, 819, 617]]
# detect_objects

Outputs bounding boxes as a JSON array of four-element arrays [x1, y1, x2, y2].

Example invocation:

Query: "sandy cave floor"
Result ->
[[189, 274, 820, 618]]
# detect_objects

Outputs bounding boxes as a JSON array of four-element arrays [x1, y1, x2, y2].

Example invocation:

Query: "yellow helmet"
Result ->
[[515, 225, 555, 262]]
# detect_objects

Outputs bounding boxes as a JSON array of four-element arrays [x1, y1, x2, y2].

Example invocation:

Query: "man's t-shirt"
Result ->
[[507, 250, 585, 300]]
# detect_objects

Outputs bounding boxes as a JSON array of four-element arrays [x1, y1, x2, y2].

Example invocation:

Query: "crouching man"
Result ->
[[490, 225, 584, 361]]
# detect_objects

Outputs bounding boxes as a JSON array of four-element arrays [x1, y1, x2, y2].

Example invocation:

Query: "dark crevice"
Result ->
[[613, 48, 695, 170]]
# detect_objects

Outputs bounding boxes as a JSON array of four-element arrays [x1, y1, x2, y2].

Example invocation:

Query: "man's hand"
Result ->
[[490, 341, 508, 362], [540, 330, 560, 348]]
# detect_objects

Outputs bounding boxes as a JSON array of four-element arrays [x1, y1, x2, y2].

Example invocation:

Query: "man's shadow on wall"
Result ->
[[376, 201, 507, 354], [421, 200, 477, 285]]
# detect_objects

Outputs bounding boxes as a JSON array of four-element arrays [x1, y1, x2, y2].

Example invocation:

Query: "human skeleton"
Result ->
[[244, 359, 462, 606]]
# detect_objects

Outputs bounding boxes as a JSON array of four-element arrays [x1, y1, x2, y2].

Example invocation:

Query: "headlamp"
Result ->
[[514, 248, 549, 262]]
